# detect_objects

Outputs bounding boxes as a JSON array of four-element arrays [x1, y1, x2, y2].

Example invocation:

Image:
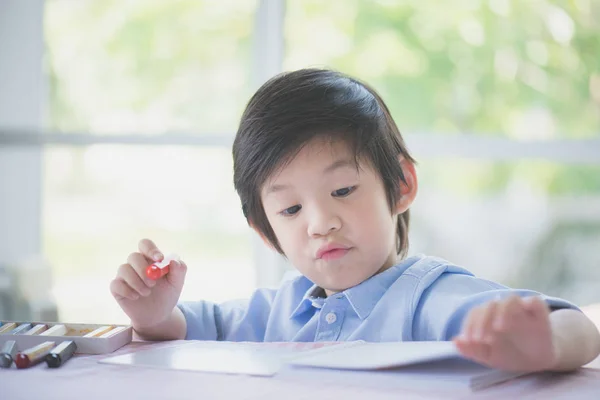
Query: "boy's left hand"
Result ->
[[454, 295, 557, 372]]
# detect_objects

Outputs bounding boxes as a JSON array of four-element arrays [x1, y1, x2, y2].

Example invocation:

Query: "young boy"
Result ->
[[110, 69, 600, 372]]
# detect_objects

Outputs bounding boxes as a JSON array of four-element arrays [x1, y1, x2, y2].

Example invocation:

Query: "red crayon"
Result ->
[[146, 254, 177, 280], [15, 341, 55, 369]]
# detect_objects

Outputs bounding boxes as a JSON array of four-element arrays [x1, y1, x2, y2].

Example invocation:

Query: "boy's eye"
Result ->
[[332, 186, 356, 197], [281, 205, 301, 216]]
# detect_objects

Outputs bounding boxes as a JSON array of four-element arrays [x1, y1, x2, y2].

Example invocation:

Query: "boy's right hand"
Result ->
[[110, 239, 187, 330]]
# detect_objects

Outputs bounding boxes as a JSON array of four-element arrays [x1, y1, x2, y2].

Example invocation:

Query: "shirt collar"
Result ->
[[289, 284, 325, 318], [289, 255, 423, 320]]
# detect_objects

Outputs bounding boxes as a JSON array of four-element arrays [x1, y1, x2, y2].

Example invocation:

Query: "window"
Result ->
[[45, 0, 257, 134], [285, 0, 600, 303], [3, 0, 598, 323], [411, 160, 600, 305], [43, 0, 260, 322], [285, 0, 599, 138], [43, 145, 254, 323]]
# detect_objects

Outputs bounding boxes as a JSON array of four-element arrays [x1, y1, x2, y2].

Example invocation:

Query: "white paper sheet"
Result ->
[[288, 341, 529, 390], [289, 340, 459, 369], [98, 340, 529, 391], [98, 340, 360, 376]]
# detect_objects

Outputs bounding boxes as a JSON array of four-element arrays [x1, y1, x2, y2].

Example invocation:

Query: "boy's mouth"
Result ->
[[316, 243, 352, 261]]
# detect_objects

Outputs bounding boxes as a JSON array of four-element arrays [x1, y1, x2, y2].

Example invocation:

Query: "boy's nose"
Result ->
[[307, 206, 341, 237]]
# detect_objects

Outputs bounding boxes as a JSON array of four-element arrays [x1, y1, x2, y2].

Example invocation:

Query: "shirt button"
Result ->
[[325, 312, 337, 324]]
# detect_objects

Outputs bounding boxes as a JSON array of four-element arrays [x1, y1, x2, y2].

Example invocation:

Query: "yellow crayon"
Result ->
[[83, 326, 114, 338], [98, 326, 127, 338], [0, 322, 17, 334]]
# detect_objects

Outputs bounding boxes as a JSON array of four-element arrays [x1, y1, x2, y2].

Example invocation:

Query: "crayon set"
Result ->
[[0, 320, 132, 369], [1, 340, 76, 369]]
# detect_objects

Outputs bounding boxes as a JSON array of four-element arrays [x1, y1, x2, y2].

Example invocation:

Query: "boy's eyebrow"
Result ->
[[323, 159, 356, 174], [265, 183, 290, 195], [265, 159, 356, 195]]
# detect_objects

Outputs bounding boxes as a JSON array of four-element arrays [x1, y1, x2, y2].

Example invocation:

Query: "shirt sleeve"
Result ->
[[411, 272, 580, 341], [177, 287, 278, 341]]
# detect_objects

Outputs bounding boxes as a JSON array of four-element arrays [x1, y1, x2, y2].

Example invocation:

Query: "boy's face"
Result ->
[[261, 137, 407, 296]]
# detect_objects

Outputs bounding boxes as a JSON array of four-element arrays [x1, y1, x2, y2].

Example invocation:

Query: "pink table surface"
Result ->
[[1, 339, 599, 400]]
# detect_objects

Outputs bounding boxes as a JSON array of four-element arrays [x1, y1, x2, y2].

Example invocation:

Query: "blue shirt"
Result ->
[[178, 254, 577, 342]]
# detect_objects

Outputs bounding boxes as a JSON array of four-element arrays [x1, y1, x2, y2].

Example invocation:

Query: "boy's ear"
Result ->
[[394, 156, 418, 214]]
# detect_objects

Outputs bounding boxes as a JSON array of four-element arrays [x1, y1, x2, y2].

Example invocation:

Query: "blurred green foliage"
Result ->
[[45, 0, 256, 134], [44, 0, 600, 194], [284, 0, 600, 194], [286, 0, 600, 138]]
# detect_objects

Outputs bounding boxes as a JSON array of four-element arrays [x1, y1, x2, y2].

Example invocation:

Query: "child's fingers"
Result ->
[[455, 304, 495, 364], [110, 277, 140, 301], [166, 259, 187, 288], [117, 263, 151, 297], [454, 336, 472, 355], [493, 295, 525, 332], [523, 296, 550, 319], [454, 336, 491, 364], [477, 301, 498, 343], [127, 252, 157, 287], [462, 304, 486, 340], [138, 238, 163, 262]]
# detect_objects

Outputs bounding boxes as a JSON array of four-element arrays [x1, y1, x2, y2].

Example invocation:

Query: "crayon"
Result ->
[[146, 260, 170, 280], [146, 253, 179, 280], [83, 325, 114, 338], [98, 326, 128, 338], [10, 323, 32, 335], [0, 322, 17, 334], [25, 324, 48, 335], [15, 341, 55, 369], [46, 341, 77, 368], [40, 324, 67, 336], [0, 340, 17, 368]]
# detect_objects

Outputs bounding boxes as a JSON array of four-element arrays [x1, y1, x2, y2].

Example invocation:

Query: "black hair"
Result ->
[[233, 68, 415, 257]]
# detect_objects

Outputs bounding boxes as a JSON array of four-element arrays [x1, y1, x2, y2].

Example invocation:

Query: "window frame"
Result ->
[[1, 0, 599, 290]]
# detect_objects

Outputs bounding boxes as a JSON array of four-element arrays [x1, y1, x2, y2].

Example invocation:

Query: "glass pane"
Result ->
[[44, 0, 257, 134], [43, 145, 254, 323], [285, 0, 600, 138], [410, 159, 600, 305]]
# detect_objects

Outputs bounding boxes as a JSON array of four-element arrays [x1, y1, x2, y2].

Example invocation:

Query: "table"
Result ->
[[3, 304, 600, 400], [2, 339, 599, 400]]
